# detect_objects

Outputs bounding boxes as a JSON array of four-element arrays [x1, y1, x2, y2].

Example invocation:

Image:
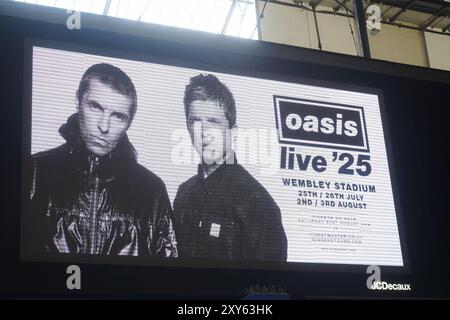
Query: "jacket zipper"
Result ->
[[89, 156, 100, 254]]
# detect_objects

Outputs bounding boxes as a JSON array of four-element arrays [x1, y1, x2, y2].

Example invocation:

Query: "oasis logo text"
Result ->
[[274, 96, 369, 152]]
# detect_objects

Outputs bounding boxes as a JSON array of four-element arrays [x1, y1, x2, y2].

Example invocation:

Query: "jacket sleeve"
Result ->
[[243, 193, 288, 261], [148, 180, 178, 258], [21, 155, 50, 256]]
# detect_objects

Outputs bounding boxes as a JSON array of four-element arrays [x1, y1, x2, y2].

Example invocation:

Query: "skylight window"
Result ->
[[13, 0, 259, 39]]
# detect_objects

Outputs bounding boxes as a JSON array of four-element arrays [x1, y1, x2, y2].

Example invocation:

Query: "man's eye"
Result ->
[[89, 103, 102, 111], [112, 113, 127, 122]]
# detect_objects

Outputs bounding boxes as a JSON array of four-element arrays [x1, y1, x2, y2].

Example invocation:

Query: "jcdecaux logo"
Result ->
[[366, 265, 411, 291]]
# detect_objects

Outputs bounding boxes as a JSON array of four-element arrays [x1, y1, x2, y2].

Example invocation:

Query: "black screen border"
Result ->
[[20, 37, 410, 276]]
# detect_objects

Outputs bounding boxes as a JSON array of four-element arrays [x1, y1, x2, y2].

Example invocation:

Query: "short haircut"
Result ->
[[77, 63, 138, 122], [183, 74, 236, 128]]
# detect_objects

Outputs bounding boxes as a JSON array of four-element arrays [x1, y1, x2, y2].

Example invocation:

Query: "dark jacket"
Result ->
[[22, 113, 177, 257], [173, 159, 287, 261]]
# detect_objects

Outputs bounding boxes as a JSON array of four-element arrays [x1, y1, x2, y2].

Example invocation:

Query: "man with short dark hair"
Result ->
[[174, 74, 287, 261], [23, 63, 177, 257]]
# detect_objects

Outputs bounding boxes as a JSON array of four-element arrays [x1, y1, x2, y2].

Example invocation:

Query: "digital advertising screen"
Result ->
[[20, 41, 406, 272]]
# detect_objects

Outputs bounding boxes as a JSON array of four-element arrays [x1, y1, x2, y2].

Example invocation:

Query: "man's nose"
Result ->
[[200, 122, 215, 142], [192, 122, 208, 144], [97, 115, 110, 134]]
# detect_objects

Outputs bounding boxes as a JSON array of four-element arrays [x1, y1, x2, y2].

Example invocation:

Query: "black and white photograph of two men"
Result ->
[[21, 46, 287, 264]]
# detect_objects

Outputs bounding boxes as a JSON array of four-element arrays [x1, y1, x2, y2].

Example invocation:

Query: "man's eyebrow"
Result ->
[[112, 111, 129, 120], [86, 99, 103, 109]]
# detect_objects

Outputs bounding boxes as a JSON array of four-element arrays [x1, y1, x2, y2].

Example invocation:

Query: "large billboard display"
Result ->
[[21, 42, 405, 270]]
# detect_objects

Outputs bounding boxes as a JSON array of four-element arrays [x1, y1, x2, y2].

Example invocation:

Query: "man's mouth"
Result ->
[[91, 136, 109, 147]]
